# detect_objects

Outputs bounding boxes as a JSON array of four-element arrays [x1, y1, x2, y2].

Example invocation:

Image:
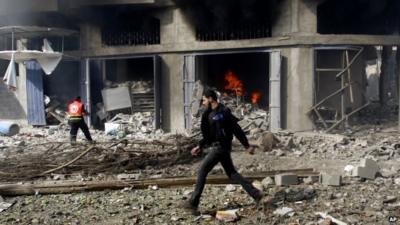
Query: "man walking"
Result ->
[[184, 89, 263, 214], [67, 96, 94, 145]]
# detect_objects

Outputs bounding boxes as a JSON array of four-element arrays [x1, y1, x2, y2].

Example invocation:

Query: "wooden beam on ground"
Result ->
[[0, 169, 318, 196]]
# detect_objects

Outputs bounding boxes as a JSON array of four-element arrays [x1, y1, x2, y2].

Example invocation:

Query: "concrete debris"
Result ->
[[215, 209, 239, 222], [104, 112, 163, 140], [255, 132, 280, 151], [1, 118, 400, 224], [117, 173, 141, 180], [320, 174, 342, 186], [352, 158, 379, 180], [343, 165, 354, 176], [0, 197, 13, 213], [193, 214, 212, 222], [261, 176, 274, 188], [273, 207, 294, 217], [275, 173, 298, 186], [273, 187, 316, 203], [252, 180, 263, 191], [316, 212, 348, 225], [224, 184, 236, 192], [303, 175, 319, 184]]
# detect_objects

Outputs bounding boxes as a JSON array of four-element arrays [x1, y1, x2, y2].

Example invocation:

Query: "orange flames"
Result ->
[[223, 69, 262, 105], [251, 90, 262, 104], [224, 70, 245, 96]]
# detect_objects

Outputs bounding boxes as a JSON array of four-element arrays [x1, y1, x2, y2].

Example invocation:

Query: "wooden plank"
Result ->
[[313, 108, 328, 128], [326, 102, 370, 132], [335, 47, 364, 78], [0, 169, 317, 196], [345, 50, 354, 103], [308, 84, 349, 113]]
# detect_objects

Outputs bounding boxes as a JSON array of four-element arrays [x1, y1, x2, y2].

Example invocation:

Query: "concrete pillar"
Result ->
[[16, 39, 28, 118], [159, 54, 185, 132], [272, 0, 317, 36], [155, 7, 195, 45], [282, 47, 314, 131], [80, 22, 102, 50]]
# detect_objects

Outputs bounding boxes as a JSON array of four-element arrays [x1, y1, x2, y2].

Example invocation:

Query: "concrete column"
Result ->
[[159, 54, 185, 132], [80, 22, 102, 50], [16, 39, 28, 118], [282, 47, 314, 131], [156, 7, 195, 45], [272, 0, 317, 36]]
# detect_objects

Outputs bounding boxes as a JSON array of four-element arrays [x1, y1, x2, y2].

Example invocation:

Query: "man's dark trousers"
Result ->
[[190, 143, 260, 207], [69, 119, 93, 142]]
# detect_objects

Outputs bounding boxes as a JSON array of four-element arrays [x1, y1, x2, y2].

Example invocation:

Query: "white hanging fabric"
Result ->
[[2, 53, 17, 90]]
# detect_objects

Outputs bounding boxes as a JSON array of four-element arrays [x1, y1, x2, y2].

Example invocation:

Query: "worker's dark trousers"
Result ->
[[69, 119, 93, 142], [190, 143, 260, 207]]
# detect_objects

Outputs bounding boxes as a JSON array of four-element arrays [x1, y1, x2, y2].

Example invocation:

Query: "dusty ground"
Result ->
[[0, 124, 400, 224]]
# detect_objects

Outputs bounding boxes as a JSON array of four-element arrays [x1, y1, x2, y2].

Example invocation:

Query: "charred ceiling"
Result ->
[[79, 6, 160, 46], [318, 0, 400, 35], [173, 0, 280, 41]]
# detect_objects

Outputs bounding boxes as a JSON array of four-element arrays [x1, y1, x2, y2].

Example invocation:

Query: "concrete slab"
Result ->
[[275, 173, 298, 186], [320, 174, 342, 186]]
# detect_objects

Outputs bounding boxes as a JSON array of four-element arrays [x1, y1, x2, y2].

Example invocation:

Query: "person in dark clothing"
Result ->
[[67, 96, 94, 145], [183, 89, 263, 214]]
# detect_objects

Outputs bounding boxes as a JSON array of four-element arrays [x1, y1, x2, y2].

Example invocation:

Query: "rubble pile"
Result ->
[[1, 121, 400, 224], [128, 80, 154, 94], [105, 112, 164, 140], [0, 134, 196, 182]]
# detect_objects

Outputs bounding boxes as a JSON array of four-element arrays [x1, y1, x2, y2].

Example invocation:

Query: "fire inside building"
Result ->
[[0, 0, 399, 134]]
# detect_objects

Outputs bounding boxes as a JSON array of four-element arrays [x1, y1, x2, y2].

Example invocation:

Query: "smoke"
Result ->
[[318, 0, 400, 34], [173, 0, 280, 30]]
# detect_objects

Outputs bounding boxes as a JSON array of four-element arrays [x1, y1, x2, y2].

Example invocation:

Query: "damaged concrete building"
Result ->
[[0, 0, 399, 134]]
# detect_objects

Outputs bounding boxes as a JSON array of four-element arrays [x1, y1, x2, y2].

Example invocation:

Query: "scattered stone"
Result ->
[[257, 132, 280, 152], [303, 175, 319, 184], [275, 173, 298, 186], [261, 177, 274, 188], [252, 180, 263, 191], [117, 173, 141, 180], [225, 184, 236, 192], [273, 207, 294, 217], [320, 174, 342, 186], [215, 209, 239, 222], [352, 158, 379, 180], [343, 165, 354, 176], [0, 200, 13, 212], [316, 212, 347, 225]]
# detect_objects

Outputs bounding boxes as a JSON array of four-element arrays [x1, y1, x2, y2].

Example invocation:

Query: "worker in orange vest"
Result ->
[[67, 96, 94, 145]]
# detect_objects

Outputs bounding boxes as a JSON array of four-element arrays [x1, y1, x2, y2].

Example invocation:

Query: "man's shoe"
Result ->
[[181, 200, 199, 216]]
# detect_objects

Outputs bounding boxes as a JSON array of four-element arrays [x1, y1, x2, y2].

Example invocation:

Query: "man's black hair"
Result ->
[[203, 89, 218, 101], [75, 96, 81, 101]]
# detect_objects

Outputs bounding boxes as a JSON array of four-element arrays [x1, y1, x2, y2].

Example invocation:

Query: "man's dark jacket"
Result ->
[[199, 103, 249, 150]]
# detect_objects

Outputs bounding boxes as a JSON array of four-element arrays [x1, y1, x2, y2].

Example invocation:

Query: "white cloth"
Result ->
[[2, 53, 17, 90]]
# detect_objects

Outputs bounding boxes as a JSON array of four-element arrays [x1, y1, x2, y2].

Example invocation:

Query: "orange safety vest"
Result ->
[[68, 100, 84, 118]]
